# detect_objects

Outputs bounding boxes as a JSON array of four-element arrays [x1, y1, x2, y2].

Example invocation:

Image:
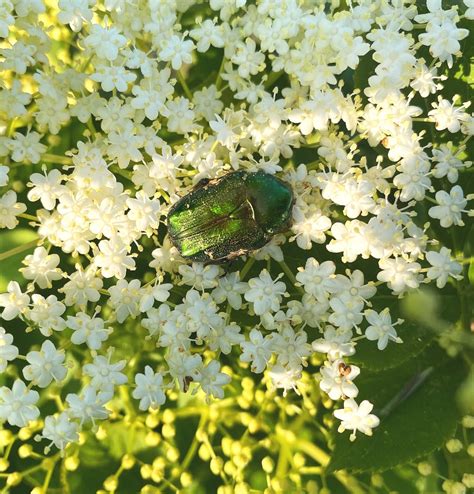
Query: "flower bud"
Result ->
[[121, 454, 135, 470], [462, 415, 474, 428], [7, 472, 22, 486], [261, 456, 274, 473], [417, 462, 432, 476], [180, 472, 192, 487], [103, 476, 118, 492], [210, 457, 224, 475], [19, 444, 33, 458], [446, 438, 463, 453], [65, 456, 80, 471]]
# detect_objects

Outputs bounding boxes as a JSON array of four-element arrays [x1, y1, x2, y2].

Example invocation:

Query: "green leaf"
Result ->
[[102, 422, 149, 460], [327, 347, 464, 473], [78, 435, 111, 468], [351, 322, 434, 371]]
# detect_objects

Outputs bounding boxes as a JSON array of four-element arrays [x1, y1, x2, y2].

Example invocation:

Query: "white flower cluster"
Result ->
[[0, 0, 472, 452]]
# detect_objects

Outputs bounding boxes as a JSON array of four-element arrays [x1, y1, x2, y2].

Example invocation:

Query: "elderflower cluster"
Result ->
[[0, 0, 472, 462]]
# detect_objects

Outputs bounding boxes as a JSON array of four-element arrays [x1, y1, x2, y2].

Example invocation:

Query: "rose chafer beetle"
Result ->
[[167, 171, 294, 263]]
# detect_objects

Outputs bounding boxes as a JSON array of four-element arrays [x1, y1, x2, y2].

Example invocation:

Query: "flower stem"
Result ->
[[42, 153, 73, 166], [239, 257, 255, 280], [278, 260, 305, 296], [18, 213, 38, 222], [0, 238, 38, 261], [177, 70, 193, 100], [177, 412, 207, 476], [215, 54, 226, 90]]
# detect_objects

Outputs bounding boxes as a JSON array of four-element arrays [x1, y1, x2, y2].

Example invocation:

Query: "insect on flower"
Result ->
[[167, 171, 294, 263]]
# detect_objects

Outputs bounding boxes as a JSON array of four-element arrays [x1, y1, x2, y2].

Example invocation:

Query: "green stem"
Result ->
[[239, 257, 255, 280], [42, 463, 55, 493], [278, 260, 305, 296], [87, 118, 97, 136], [265, 70, 284, 89], [215, 54, 226, 90], [0, 238, 38, 261], [42, 154, 73, 166], [177, 70, 193, 100], [18, 213, 38, 222], [177, 412, 207, 476], [161, 477, 179, 492]]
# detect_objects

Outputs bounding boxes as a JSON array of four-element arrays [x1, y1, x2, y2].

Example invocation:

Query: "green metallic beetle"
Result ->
[[167, 171, 294, 263]]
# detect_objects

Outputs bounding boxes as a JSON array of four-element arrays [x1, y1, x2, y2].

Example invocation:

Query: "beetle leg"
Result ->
[[192, 178, 211, 191]]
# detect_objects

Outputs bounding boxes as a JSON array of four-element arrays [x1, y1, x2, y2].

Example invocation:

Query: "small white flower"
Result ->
[[0, 379, 40, 427], [0, 327, 19, 372], [60, 265, 103, 307], [320, 360, 360, 401], [211, 272, 247, 310], [428, 97, 469, 133], [268, 364, 302, 397], [83, 353, 128, 392], [23, 340, 67, 388], [139, 283, 173, 313], [130, 68, 174, 120], [329, 293, 365, 332], [166, 352, 202, 391], [196, 360, 231, 400], [27, 168, 65, 210], [194, 85, 224, 121], [8, 131, 46, 163], [0, 191, 27, 229], [432, 143, 471, 184], [240, 328, 274, 373], [327, 221, 371, 263], [164, 97, 198, 134], [418, 15, 468, 68], [179, 262, 221, 290], [312, 327, 356, 360], [57, 0, 93, 32], [67, 312, 111, 350], [28, 294, 66, 336], [141, 304, 171, 338], [94, 238, 136, 280], [0, 281, 30, 321], [40, 413, 79, 452], [426, 247, 463, 288], [334, 398, 380, 441], [90, 64, 137, 92], [126, 191, 161, 234], [429, 185, 468, 228], [207, 322, 244, 355], [190, 19, 225, 52], [132, 366, 166, 411], [296, 258, 335, 301], [66, 385, 112, 427], [184, 290, 223, 340], [159, 35, 195, 70], [365, 309, 403, 351], [377, 257, 422, 294], [0, 165, 9, 186], [291, 207, 332, 250], [244, 269, 287, 316], [83, 24, 127, 61], [231, 38, 265, 79], [209, 113, 239, 148], [20, 247, 63, 289]]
